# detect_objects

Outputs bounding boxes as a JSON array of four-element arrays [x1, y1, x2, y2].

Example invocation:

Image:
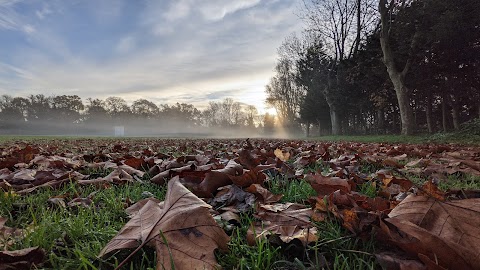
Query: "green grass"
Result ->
[[438, 174, 480, 190], [217, 214, 285, 270], [404, 171, 480, 191], [0, 177, 167, 270], [0, 135, 478, 269], [312, 220, 376, 270], [268, 176, 317, 204]]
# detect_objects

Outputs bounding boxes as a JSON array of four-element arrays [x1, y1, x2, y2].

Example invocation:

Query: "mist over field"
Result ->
[[0, 119, 269, 138], [0, 94, 291, 138]]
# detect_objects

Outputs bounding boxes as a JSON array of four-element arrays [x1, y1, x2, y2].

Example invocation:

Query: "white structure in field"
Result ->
[[114, 126, 125, 136]]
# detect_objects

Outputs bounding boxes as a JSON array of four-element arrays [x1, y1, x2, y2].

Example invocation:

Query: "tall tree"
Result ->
[[378, 0, 419, 135], [105, 97, 130, 116], [51, 95, 84, 124], [27, 94, 52, 122], [300, 0, 377, 134], [265, 58, 303, 128], [161, 103, 201, 127], [85, 98, 108, 123], [245, 105, 258, 128], [131, 99, 159, 119], [297, 41, 332, 135]]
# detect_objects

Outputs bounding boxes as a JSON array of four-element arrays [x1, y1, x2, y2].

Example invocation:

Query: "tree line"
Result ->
[[0, 94, 275, 136], [266, 0, 480, 136]]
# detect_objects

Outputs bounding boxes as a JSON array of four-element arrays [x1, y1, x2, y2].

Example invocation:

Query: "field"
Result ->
[[0, 136, 479, 269]]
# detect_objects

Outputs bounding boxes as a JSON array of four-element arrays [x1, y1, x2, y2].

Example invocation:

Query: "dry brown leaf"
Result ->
[[245, 184, 283, 204], [99, 176, 229, 270], [228, 170, 266, 187], [0, 246, 45, 270], [274, 149, 290, 162], [306, 174, 351, 196], [237, 148, 260, 169], [248, 203, 316, 245], [195, 160, 243, 197], [79, 168, 135, 186], [385, 195, 480, 270], [0, 217, 24, 250], [418, 181, 445, 201], [375, 252, 426, 270], [209, 185, 255, 213], [125, 197, 163, 218], [382, 159, 404, 168], [123, 157, 147, 170]]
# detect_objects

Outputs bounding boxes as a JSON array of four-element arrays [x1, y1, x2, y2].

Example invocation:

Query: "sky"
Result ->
[[0, 0, 303, 113]]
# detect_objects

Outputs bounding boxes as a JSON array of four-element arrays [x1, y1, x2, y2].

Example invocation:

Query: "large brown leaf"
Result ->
[[385, 195, 480, 269], [99, 176, 229, 270]]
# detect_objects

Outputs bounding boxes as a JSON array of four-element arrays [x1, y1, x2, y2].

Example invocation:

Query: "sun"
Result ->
[[264, 107, 277, 116]]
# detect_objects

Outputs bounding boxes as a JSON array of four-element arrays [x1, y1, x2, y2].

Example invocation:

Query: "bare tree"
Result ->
[[245, 105, 258, 127], [301, 0, 378, 62], [266, 58, 303, 127]]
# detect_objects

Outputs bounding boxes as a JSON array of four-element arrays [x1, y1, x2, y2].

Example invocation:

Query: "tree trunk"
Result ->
[[426, 93, 433, 134], [330, 109, 340, 135], [306, 122, 310, 137], [353, 0, 361, 55], [379, 0, 416, 135], [450, 95, 460, 131], [317, 120, 322, 136], [442, 92, 448, 132], [377, 108, 385, 134]]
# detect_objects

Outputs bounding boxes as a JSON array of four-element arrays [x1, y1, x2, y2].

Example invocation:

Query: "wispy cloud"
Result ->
[[0, 0, 22, 30], [35, 3, 52, 19]]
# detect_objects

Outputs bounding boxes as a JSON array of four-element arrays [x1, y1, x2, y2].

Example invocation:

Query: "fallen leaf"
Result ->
[[0, 246, 45, 270], [375, 252, 426, 270], [384, 195, 480, 269], [195, 160, 243, 197], [237, 149, 260, 169], [245, 184, 283, 204], [248, 203, 316, 245], [306, 174, 351, 196], [418, 181, 445, 201], [0, 217, 24, 249], [209, 185, 255, 213], [123, 157, 147, 170], [100, 176, 229, 270], [274, 149, 290, 162], [382, 159, 404, 169], [228, 169, 266, 187]]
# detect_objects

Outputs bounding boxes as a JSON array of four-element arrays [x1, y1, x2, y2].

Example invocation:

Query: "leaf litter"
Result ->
[[0, 138, 479, 269]]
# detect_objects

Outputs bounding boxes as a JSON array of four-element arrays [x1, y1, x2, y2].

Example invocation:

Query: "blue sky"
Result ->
[[0, 0, 302, 112]]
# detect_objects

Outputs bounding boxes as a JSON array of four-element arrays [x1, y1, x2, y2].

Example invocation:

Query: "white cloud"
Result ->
[[0, 0, 21, 30], [115, 36, 135, 54], [163, 0, 191, 21], [35, 4, 52, 19], [198, 0, 261, 21], [22, 24, 34, 34]]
